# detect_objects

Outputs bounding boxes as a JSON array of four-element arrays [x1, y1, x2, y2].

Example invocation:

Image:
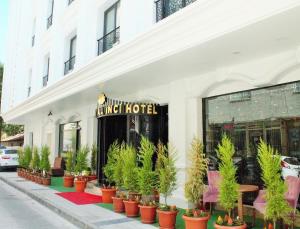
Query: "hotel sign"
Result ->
[[96, 94, 159, 118]]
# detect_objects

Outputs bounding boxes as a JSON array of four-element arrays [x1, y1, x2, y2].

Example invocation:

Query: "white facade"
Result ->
[[2, 0, 300, 207]]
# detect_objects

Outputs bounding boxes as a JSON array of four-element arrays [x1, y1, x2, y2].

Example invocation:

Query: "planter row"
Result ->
[[17, 168, 51, 186], [63, 175, 97, 192]]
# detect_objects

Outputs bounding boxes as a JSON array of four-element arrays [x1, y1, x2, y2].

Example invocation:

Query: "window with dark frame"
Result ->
[[47, 0, 54, 29], [43, 56, 50, 87], [64, 35, 76, 75], [97, 1, 120, 55]]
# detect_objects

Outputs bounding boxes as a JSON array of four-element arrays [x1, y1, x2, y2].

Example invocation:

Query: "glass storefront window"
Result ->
[[59, 121, 81, 158], [204, 80, 300, 186]]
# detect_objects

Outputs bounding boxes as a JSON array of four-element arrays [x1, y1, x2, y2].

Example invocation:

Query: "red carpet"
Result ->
[[56, 192, 102, 205]]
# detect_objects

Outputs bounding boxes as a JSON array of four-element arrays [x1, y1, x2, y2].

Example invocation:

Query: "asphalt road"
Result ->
[[0, 178, 78, 229]]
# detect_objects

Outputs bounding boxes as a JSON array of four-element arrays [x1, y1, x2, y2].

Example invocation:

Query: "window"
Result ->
[[27, 70, 32, 97], [59, 122, 81, 158], [293, 82, 300, 94], [204, 80, 300, 186], [64, 35, 76, 75], [97, 1, 120, 55], [32, 19, 36, 47], [43, 56, 50, 87], [47, 0, 54, 29], [68, 0, 74, 5]]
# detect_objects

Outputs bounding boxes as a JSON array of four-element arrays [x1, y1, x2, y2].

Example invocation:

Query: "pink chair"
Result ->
[[203, 171, 221, 213], [253, 176, 300, 227]]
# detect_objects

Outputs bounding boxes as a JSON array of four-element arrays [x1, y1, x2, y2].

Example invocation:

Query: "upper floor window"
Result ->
[[31, 19, 36, 47], [155, 0, 196, 22], [47, 0, 54, 29], [28, 70, 32, 97], [43, 56, 50, 87], [97, 1, 120, 55], [68, 0, 74, 5], [64, 35, 76, 75]]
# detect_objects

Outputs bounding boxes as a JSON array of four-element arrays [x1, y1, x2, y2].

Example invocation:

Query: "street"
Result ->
[[0, 178, 78, 229]]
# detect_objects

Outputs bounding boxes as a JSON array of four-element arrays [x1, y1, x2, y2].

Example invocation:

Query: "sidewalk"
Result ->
[[0, 172, 156, 229]]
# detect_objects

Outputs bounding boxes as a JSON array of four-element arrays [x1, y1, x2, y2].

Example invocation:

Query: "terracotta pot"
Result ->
[[214, 223, 247, 229], [157, 209, 178, 229], [63, 176, 74, 187], [112, 197, 125, 213], [87, 175, 97, 181], [139, 205, 157, 224], [123, 200, 139, 217], [42, 177, 51, 186], [101, 188, 116, 203], [182, 214, 210, 229], [74, 180, 86, 192]]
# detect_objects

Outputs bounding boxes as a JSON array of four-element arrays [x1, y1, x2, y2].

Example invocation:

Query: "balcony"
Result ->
[[43, 75, 48, 87], [97, 27, 120, 56], [47, 15, 53, 29], [155, 0, 196, 22], [64, 56, 75, 75]]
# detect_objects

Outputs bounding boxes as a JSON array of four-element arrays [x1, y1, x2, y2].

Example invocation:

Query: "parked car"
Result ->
[[280, 156, 300, 179], [0, 148, 19, 171]]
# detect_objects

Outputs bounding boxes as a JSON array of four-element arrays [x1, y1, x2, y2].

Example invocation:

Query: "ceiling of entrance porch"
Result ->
[[4, 2, 300, 124]]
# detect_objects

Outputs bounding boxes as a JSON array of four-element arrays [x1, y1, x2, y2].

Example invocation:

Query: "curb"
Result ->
[[0, 175, 97, 229]]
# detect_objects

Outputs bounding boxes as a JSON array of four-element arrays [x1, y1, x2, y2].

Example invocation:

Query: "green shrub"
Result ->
[[40, 145, 51, 175], [74, 146, 89, 175], [157, 144, 177, 206], [23, 145, 32, 169], [17, 148, 25, 167], [65, 151, 74, 175], [122, 144, 139, 193], [103, 141, 119, 186], [91, 143, 97, 174], [257, 139, 291, 227], [31, 146, 40, 172], [113, 142, 125, 189], [137, 136, 156, 197], [216, 134, 238, 217], [184, 137, 208, 207]]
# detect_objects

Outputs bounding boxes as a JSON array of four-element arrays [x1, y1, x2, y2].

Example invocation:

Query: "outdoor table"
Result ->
[[238, 184, 259, 221]]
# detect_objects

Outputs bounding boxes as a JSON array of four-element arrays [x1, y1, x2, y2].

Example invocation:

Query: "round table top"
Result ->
[[239, 184, 259, 193]]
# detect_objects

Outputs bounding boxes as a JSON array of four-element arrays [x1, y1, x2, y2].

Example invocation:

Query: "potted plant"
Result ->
[[112, 142, 126, 213], [23, 146, 32, 179], [40, 145, 51, 186], [138, 137, 157, 224], [88, 143, 97, 181], [214, 135, 245, 229], [74, 146, 89, 192], [122, 144, 140, 217], [31, 146, 40, 183], [257, 140, 291, 229], [156, 142, 178, 229], [183, 137, 210, 229], [64, 151, 75, 187], [102, 141, 118, 203]]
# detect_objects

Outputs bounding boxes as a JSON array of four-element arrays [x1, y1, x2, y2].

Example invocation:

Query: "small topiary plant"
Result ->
[[91, 143, 97, 175], [184, 137, 208, 215], [23, 145, 32, 169], [17, 148, 25, 168], [103, 141, 119, 188], [65, 150, 74, 176], [113, 142, 125, 193], [157, 143, 177, 210], [257, 139, 291, 228], [137, 136, 157, 204], [122, 144, 139, 199], [74, 145, 89, 176], [40, 145, 51, 177], [31, 146, 40, 172]]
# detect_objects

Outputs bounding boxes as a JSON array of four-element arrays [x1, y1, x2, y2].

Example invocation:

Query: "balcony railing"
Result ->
[[31, 35, 35, 47], [155, 0, 196, 22], [64, 56, 75, 75], [43, 75, 48, 87], [47, 15, 53, 29], [97, 27, 120, 56], [68, 0, 74, 5]]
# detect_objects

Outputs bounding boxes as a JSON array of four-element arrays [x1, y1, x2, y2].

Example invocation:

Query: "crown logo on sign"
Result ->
[[98, 93, 107, 105]]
